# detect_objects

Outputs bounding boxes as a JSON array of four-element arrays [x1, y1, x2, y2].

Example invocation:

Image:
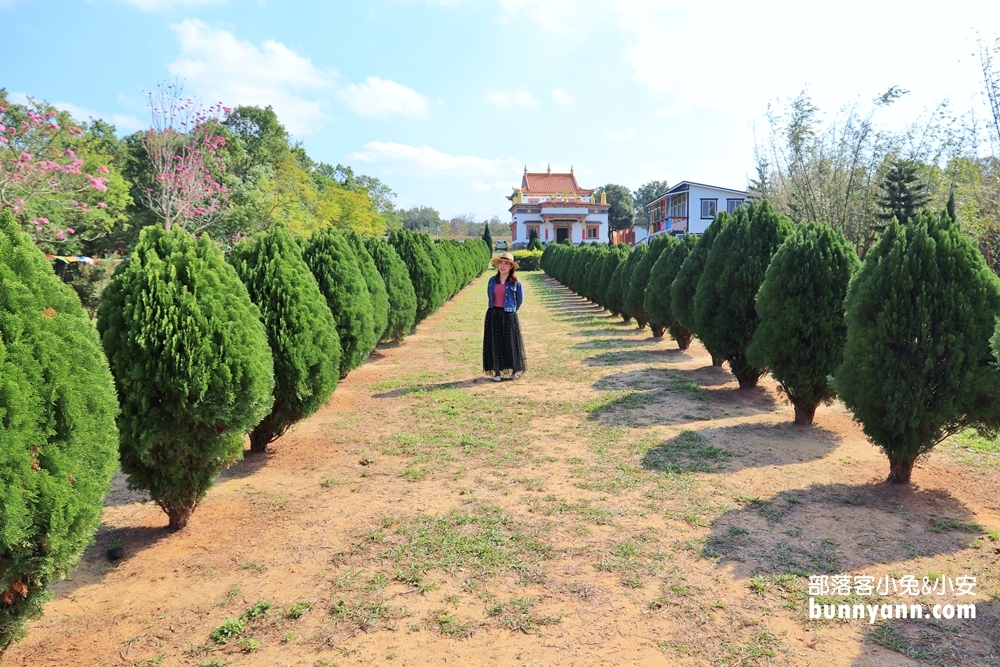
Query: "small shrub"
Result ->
[[670, 215, 728, 364], [747, 222, 859, 424], [512, 249, 543, 271], [645, 233, 696, 344], [97, 226, 274, 530], [837, 212, 1000, 483], [229, 225, 341, 452], [303, 228, 376, 377], [209, 618, 246, 644], [0, 210, 120, 652]]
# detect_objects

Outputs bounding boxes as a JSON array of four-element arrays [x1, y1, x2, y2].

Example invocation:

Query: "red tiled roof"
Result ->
[[520, 172, 595, 195]]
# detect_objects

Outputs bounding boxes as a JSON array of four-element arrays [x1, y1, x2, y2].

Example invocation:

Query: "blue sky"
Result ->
[[3, 0, 999, 221]]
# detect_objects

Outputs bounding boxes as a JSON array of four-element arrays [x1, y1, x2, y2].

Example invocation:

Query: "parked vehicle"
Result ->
[[495, 240, 508, 251]]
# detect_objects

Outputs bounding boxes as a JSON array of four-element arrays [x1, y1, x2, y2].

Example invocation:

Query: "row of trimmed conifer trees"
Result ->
[[0, 208, 489, 653], [542, 200, 1000, 488]]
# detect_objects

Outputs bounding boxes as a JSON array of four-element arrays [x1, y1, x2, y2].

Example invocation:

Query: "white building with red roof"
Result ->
[[507, 166, 610, 247]]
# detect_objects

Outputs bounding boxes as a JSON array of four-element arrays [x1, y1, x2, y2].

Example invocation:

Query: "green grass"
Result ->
[[929, 517, 983, 533], [489, 597, 561, 634], [384, 504, 551, 577], [642, 430, 732, 474]]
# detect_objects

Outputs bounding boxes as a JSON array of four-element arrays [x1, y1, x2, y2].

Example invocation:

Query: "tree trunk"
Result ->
[[675, 330, 692, 350], [886, 456, 915, 484], [635, 317, 647, 330], [248, 427, 271, 453], [793, 401, 817, 426], [166, 503, 196, 531], [650, 325, 666, 338], [735, 370, 762, 389], [711, 353, 725, 367]]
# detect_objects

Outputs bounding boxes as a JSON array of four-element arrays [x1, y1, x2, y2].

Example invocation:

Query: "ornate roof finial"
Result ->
[[524, 165, 528, 175], [546, 163, 551, 174], [570, 164, 574, 174]]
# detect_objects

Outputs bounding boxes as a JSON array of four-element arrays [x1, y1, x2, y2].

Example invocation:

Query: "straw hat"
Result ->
[[491, 252, 519, 270]]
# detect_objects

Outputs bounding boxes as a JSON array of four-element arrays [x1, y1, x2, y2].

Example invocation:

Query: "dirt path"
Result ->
[[6, 272, 1000, 667]]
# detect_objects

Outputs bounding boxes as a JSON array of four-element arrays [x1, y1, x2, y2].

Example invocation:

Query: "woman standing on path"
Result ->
[[483, 252, 527, 381]]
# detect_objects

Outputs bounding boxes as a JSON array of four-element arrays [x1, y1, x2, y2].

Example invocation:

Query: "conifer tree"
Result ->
[[97, 226, 274, 530], [527, 227, 543, 251], [414, 233, 447, 309], [364, 236, 417, 342], [343, 230, 389, 342], [229, 225, 341, 452], [0, 210, 120, 652], [596, 243, 629, 308], [646, 234, 696, 344], [746, 223, 859, 424], [671, 214, 730, 365], [611, 244, 646, 324], [390, 229, 438, 323], [625, 235, 672, 330], [695, 201, 793, 388], [837, 212, 1000, 483], [482, 221, 493, 248], [303, 229, 376, 376], [876, 159, 930, 226], [605, 255, 630, 318]]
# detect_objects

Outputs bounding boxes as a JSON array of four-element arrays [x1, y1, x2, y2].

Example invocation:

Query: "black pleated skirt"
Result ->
[[483, 307, 527, 378]]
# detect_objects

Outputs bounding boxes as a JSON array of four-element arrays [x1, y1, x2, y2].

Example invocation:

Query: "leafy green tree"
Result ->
[[596, 184, 636, 231], [97, 226, 274, 530], [876, 159, 931, 226], [303, 229, 376, 376], [633, 180, 670, 226], [389, 229, 438, 323], [229, 225, 341, 452], [646, 234, 696, 344], [364, 236, 417, 342], [836, 213, 1000, 483], [625, 235, 672, 329], [0, 210, 119, 652], [671, 215, 730, 365], [747, 223, 859, 424], [695, 202, 794, 387], [402, 206, 443, 232], [343, 230, 389, 341]]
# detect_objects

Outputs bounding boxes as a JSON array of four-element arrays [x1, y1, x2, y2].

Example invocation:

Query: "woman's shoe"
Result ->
[[492, 375, 502, 382]]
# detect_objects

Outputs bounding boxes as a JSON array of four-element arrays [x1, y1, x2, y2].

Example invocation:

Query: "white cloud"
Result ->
[[552, 88, 572, 105], [347, 141, 520, 177], [53, 101, 145, 132], [497, 0, 576, 32], [168, 19, 334, 135], [123, 0, 224, 11], [615, 0, 1000, 123], [340, 77, 430, 118], [487, 89, 537, 108], [606, 128, 635, 141]]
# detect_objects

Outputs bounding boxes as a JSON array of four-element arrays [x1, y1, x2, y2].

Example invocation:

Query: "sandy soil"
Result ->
[[4, 272, 1000, 667]]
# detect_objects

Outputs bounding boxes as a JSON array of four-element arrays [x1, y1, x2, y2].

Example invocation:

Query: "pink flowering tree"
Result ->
[[0, 89, 128, 253], [141, 82, 231, 233]]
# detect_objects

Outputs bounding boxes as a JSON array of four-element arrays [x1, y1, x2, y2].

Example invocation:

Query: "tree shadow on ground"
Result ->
[[218, 449, 272, 481], [700, 482, 1000, 665], [372, 377, 482, 399], [636, 422, 840, 473], [588, 368, 777, 425], [50, 525, 173, 599], [704, 482, 983, 578], [849, 596, 1000, 665]]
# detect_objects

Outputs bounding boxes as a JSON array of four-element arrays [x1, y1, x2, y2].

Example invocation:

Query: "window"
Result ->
[[669, 193, 688, 218], [586, 226, 599, 239], [700, 198, 718, 219], [727, 198, 745, 214]]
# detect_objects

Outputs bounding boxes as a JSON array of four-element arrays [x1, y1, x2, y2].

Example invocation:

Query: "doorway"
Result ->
[[556, 227, 570, 243]]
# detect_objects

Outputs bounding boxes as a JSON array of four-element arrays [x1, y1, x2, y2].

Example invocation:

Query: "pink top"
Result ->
[[493, 282, 506, 307]]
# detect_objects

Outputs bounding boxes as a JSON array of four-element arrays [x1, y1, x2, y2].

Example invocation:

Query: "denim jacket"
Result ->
[[487, 275, 524, 312]]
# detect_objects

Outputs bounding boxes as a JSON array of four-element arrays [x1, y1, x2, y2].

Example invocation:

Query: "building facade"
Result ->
[[648, 181, 749, 236], [507, 166, 610, 247]]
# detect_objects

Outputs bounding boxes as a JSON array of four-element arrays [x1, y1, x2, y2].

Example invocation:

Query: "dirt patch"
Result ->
[[6, 273, 1000, 666]]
